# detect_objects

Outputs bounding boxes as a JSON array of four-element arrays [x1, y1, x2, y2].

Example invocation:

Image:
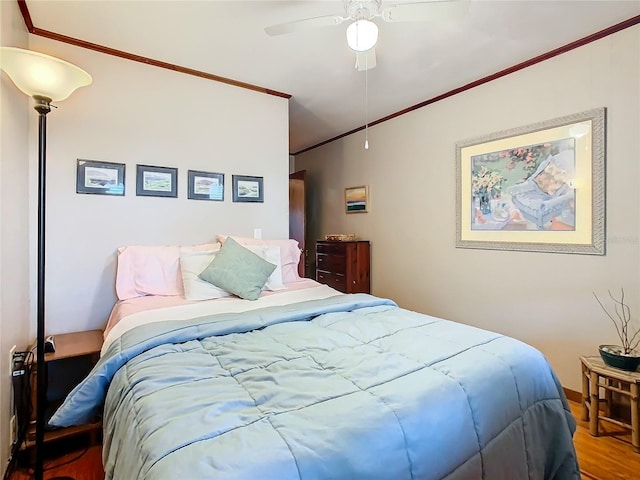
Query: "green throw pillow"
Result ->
[[198, 237, 276, 301]]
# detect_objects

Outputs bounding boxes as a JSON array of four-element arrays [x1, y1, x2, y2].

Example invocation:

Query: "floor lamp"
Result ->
[[0, 47, 91, 480]]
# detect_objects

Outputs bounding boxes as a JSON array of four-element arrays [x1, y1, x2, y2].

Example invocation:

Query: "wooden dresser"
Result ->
[[315, 240, 370, 294]]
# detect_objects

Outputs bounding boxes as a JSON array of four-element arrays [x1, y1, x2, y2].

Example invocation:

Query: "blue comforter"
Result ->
[[51, 294, 580, 479]]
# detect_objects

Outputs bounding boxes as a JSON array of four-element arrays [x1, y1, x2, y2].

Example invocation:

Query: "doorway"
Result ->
[[289, 170, 307, 277]]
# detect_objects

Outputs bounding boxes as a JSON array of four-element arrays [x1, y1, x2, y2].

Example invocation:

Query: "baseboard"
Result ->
[[563, 387, 581, 403]]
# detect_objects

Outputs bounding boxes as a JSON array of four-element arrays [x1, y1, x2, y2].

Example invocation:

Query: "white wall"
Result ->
[[24, 37, 290, 335], [296, 26, 640, 392], [1, 22, 289, 475], [0, 0, 31, 473]]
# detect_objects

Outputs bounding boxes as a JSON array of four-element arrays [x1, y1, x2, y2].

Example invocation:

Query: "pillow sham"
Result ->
[[179, 245, 231, 301], [116, 245, 183, 300], [198, 237, 276, 301], [216, 235, 301, 283], [115, 243, 219, 300]]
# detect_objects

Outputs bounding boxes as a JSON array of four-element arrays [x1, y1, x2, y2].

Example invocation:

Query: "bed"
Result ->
[[50, 237, 580, 480]]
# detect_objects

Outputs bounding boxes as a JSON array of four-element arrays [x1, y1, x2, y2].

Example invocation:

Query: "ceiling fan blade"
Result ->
[[265, 15, 346, 36], [355, 48, 377, 71], [381, 0, 470, 23]]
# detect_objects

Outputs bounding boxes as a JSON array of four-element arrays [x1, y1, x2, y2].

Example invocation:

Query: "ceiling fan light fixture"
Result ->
[[346, 20, 378, 52]]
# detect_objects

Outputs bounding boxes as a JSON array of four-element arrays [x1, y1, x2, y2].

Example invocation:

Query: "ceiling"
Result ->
[[24, 1, 640, 154]]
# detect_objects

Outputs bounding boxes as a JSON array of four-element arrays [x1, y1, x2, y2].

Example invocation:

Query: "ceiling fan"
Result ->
[[265, 0, 470, 71]]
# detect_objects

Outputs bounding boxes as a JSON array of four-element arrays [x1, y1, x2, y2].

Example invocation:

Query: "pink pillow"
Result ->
[[216, 235, 301, 283], [116, 243, 218, 300]]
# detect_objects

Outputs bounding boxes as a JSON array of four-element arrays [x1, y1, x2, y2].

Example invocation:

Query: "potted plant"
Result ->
[[594, 288, 640, 371]]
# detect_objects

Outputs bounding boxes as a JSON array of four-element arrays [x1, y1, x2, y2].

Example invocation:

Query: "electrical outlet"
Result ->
[[9, 415, 16, 448], [9, 345, 16, 373]]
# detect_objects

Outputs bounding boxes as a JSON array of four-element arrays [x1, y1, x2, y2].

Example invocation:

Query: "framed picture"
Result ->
[[76, 159, 125, 196], [456, 107, 605, 255], [345, 185, 368, 213], [232, 175, 263, 203], [188, 170, 224, 201], [136, 164, 178, 198]]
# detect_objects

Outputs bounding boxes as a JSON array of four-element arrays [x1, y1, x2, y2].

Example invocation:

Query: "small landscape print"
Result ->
[[144, 171, 172, 192], [232, 175, 263, 203], [85, 166, 118, 188], [188, 170, 224, 201], [238, 181, 259, 198], [345, 186, 368, 213], [76, 159, 125, 196], [136, 165, 178, 198]]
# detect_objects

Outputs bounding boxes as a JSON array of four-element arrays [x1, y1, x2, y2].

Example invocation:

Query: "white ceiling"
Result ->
[[26, 1, 640, 153]]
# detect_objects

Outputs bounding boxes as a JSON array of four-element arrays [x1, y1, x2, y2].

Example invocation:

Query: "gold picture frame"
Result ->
[[345, 185, 368, 214], [456, 108, 605, 255]]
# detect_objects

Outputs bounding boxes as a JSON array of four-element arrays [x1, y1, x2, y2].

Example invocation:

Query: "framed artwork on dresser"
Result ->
[[455, 108, 605, 255]]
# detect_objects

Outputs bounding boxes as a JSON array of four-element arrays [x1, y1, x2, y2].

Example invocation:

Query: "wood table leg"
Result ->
[[631, 383, 639, 453], [581, 361, 590, 421], [590, 371, 600, 436]]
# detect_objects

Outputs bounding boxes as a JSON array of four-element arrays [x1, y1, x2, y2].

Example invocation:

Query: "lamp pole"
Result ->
[[34, 95, 51, 480], [0, 46, 91, 480]]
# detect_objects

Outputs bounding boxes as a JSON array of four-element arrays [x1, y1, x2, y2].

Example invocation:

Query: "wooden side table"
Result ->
[[580, 355, 640, 453], [26, 329, 103, 448]]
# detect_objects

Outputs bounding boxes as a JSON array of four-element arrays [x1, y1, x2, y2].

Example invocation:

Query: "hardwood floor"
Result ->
[[569, 400, 639, 480], [9, 437, 103, 480], [8, 400, 639, 479]]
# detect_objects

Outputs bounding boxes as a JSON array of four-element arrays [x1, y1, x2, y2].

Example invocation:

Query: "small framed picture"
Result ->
[[188, 170, 224, 201], [232, 175, 263, 203], [136, 164, 178, 198], [76, 159, 125, 196], [345, 185, 368, 213]]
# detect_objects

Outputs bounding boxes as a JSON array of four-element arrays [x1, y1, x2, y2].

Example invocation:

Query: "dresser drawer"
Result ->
[[316, 253, 346, 274], [316, 271, 347, 292], [316, 242, 347, 255]]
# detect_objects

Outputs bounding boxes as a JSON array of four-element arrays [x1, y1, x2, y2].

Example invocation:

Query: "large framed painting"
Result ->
[[456, 108, 605, 255]]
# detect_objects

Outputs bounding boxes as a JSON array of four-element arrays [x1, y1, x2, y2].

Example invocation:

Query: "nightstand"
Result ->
[[26, 329, 103, 448]]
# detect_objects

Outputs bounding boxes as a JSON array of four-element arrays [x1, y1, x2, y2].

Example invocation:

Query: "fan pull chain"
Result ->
[[364, 51, 369, 150]]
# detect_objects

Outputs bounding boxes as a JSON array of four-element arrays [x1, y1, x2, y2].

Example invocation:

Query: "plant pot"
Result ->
[[599, 345, 640, 372]]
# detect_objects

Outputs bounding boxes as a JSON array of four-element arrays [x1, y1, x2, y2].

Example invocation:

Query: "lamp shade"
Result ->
[[0, 47, 92, 101], [346, 20, 378, 52]]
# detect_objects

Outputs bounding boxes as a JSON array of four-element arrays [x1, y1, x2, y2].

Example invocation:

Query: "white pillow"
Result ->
[[179, 246, 231, 301], [243, 245, 285, 291]]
